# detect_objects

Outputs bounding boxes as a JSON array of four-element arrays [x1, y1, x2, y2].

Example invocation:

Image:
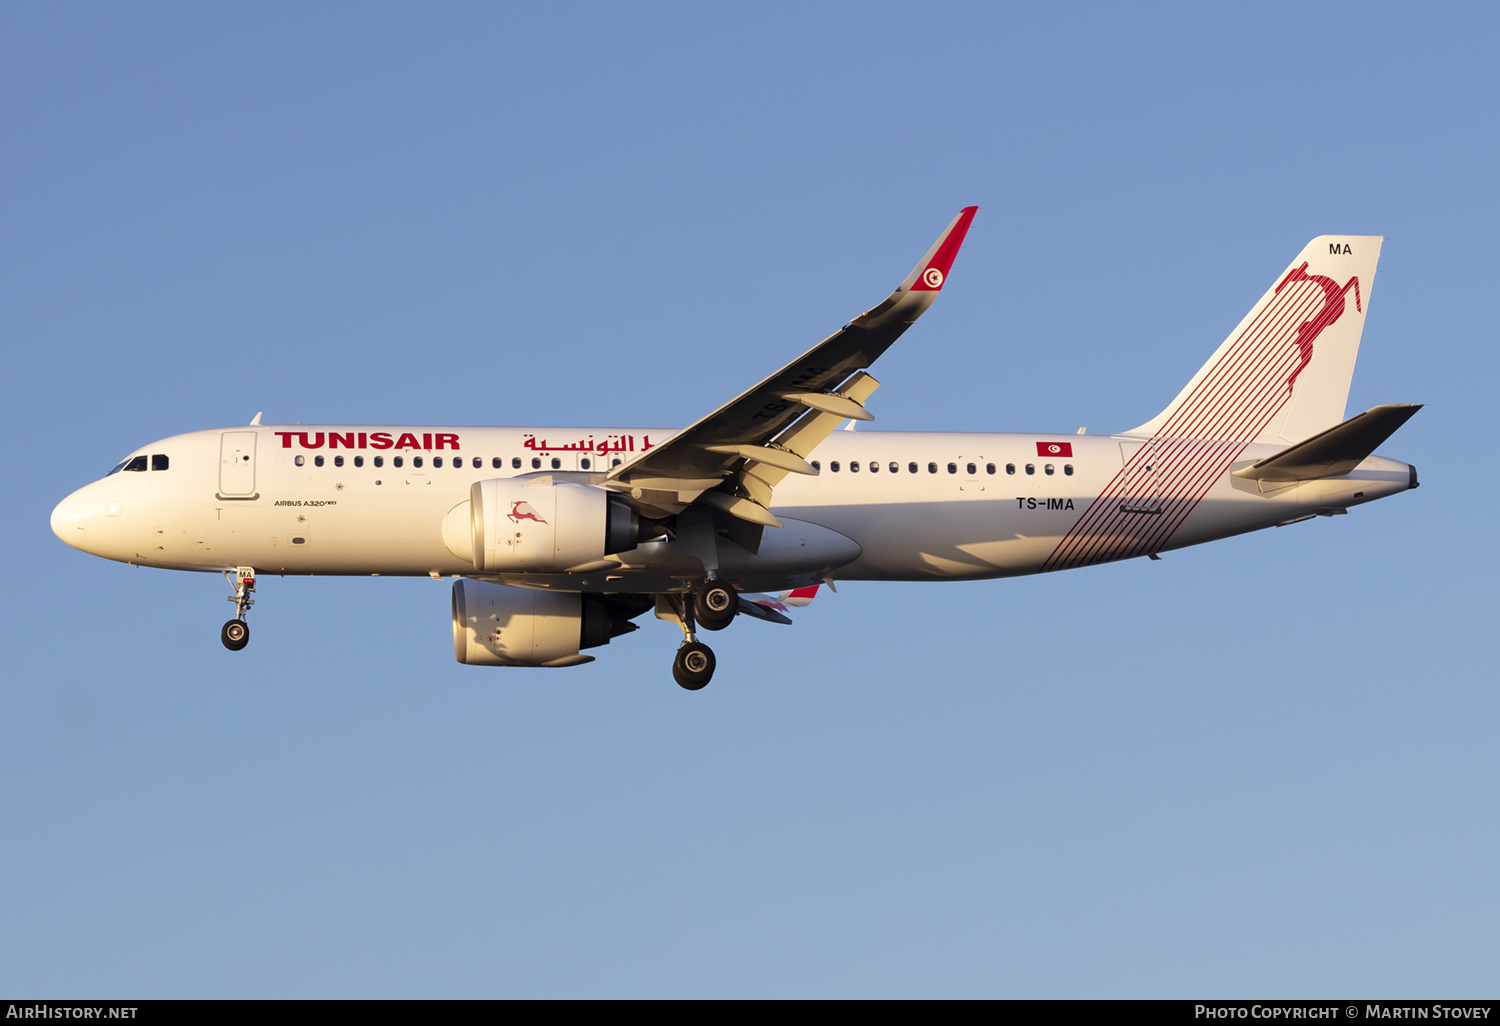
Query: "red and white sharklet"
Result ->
[[48, 213, 1419, 687]]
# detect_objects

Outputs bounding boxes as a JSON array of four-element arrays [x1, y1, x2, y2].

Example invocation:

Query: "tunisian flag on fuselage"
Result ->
[[1036, 441, 1073, 458]]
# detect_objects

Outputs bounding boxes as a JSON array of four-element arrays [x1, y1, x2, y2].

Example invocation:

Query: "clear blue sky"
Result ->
[[3, 2, 1495, 997]]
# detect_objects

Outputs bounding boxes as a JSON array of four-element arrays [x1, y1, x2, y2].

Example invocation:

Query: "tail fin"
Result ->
[[1128, 236, 1382, 444]]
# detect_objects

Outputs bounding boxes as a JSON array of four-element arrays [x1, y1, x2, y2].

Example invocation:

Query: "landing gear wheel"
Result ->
[[672, 641, 716, 690], [693, 582, 737, 632], [221, 619, 250, 652]]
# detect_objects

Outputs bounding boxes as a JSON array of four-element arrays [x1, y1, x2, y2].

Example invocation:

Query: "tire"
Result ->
[[221, 619, 250, 652], [693, 583, 737, 632], [672, 641, 715, 690]]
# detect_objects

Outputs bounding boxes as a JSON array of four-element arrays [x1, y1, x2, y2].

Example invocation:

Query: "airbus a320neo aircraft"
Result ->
[[51, 208, 1420, 689]]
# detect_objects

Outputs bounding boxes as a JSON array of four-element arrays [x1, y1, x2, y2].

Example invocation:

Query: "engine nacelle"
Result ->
[[452, 578, 633, 667], [467, 478, 638, 572]]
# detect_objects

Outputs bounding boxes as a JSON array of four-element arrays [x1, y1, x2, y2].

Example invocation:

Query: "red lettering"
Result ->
[[358, 432, 368, 449], [370, 432, 393, 450], [300, 432, 325, 449], [422, 433, 432, 450], [394, 433, 420, 450], [328, 432, 354, 449], [275, 432, 296, 448], [436, 433, 460, 450]]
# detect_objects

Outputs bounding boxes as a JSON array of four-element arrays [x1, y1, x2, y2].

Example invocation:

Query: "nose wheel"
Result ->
[[221, 619, 250, 651], [673, 641, 715, 690], [221, 566, 256, 652]]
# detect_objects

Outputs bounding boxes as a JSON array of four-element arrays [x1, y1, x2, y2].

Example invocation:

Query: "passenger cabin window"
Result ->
[[354, 456, 364, 468], [394, 456, 403, 468], [474, 457, 482, 469], [550, 457, 561, 470], [966, 463, 976, 475], [811, 460, 821, 471], [986, 463, 995, 475], [531, 457, 541, 469], [373, 456, 383, 468], [1064, 464, 1074, 476], [413, 456, 423, 468], [869, 461, 879, 473], [124, 456, 148, 473], [1006, 463, 1016, 475], [889, 462, 899, 474], [295, 455, 305, 467], [612, 458, 622, 467], [333, 455, 344, 468], [831, 461, 841, 472], [510, 457, 519, 469], [928, 463, 937, 474], [1025, 463, 1035, 475], [947, 463, 957, 475], [1045, 464, 1055, 475], [433, 457, 443, 468], [580, 458, 591, 470], [315, 455, 325, 467], [908, 462, 918, 474], [850, 461, 860, 473], [151, 454, 169, 471]]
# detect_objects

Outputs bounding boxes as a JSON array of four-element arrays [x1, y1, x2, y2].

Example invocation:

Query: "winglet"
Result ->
[[853, 207, 978, 328], [903, 206, 978, 292]]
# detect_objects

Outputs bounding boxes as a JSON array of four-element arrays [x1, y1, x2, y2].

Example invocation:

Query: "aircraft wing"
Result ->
[[606, 207, 978, 525]]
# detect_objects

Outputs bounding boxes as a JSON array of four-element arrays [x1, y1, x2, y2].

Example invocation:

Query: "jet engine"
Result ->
[[465, 479, 639, 572], [451, 578, 637, 667]]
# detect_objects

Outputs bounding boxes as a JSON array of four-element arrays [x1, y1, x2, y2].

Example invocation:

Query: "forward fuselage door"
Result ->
[[219, 431, 258, 499], [1118, 439, 1161, 515]]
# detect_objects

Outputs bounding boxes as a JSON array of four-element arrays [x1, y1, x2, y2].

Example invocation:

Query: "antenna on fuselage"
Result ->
[[249, 412, 263, 426]]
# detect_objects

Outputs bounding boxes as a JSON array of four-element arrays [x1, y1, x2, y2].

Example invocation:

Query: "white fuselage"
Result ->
[[51, 423, 1415, 594]]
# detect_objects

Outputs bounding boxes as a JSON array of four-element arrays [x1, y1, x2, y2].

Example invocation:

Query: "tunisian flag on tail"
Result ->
[[1036, 441, 1073, 457]]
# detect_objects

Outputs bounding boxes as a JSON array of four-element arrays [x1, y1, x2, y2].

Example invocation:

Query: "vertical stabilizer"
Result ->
[[1129, 236, 1382, 444]]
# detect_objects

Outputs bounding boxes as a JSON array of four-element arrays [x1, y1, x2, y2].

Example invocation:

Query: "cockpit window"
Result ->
[[152, 454, 169, 471], [122, 456, 148, 473], [107, 459, 129, 476]]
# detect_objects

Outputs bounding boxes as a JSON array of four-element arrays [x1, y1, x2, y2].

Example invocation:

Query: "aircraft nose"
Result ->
[[51, 488, 88, 550]]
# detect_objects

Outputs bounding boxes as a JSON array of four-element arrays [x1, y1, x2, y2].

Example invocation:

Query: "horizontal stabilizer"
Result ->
[[1232, 404, 1422, 482], [737, 597, 794, 625], [736, 585, 821, 625]]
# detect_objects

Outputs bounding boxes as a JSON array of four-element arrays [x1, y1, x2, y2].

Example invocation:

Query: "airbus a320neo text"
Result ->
[[51, 209, 1420, 688]]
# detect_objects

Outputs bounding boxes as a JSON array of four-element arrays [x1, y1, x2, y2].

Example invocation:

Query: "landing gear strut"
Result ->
[[656, 593, 716, 690], [221, 566, 255, 652]]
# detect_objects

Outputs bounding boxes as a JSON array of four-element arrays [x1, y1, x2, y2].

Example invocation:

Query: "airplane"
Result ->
[[49, 208, 1420, 689]]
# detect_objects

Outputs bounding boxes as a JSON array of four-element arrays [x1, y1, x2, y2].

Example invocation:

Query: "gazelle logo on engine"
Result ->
[[923, 267, 944, 288], [507, 501, 548, 525]]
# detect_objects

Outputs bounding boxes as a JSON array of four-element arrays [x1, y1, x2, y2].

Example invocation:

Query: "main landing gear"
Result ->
[[673, 642, 716, 691], [692, 581, 737, 632], [659, 582, 740, 689], [221, 566, 255, 652]]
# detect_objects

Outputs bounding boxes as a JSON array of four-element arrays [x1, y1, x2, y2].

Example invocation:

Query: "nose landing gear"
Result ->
[[221, 566, 255, 652]]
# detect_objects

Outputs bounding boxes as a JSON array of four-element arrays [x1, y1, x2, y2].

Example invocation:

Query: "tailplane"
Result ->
[[1129, 236, 1382, 444]]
